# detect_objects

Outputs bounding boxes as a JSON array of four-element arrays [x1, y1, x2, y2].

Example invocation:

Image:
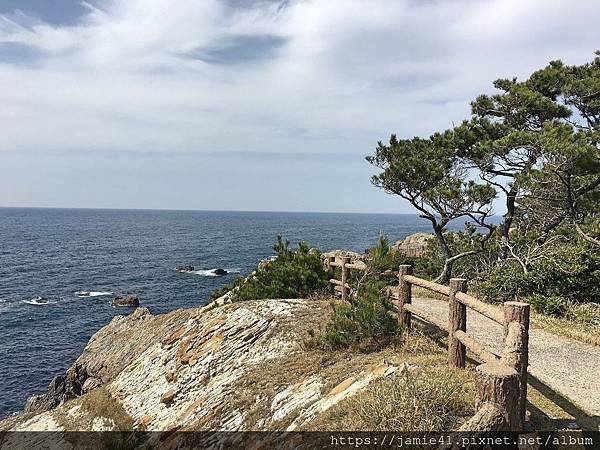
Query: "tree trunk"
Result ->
[[499, 182, 518, 260], [433, 225, 453, 284]]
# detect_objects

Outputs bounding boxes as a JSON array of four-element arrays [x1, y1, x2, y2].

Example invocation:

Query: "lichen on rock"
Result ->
[[1, 297, 401, 446]]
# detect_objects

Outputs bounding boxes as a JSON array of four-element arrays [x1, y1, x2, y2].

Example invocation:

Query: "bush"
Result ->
[[364, 232, 440, 281], [232, 235, 328, 301], [473, 228, 600, 305], [527, 294, 569, 316], [318, 234, 401, 350], [320, 294, 399, 350]]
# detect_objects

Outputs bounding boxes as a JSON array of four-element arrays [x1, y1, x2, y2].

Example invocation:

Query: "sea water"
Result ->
[[0, 207, 431, 417]]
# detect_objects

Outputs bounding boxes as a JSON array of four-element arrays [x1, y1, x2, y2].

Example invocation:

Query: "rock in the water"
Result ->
[[112, 295, 139, 307], [176, 265, 195, 272], [212, 268, 228, 276]]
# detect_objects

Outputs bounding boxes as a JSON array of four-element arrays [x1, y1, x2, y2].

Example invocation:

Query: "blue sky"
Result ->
[[1, 0, 599, 212]]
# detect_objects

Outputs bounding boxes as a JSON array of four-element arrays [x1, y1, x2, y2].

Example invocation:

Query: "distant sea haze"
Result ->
[[0, 207, 432, 418]]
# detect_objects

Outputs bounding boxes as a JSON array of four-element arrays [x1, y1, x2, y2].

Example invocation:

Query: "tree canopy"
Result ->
[[368, 51, 600, 283]]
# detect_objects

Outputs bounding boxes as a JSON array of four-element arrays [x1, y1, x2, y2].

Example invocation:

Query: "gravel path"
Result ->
[[412, 296, 600, 417]]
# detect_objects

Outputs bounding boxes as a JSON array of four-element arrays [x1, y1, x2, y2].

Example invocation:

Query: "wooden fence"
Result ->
[[322, 256, 530, 431]]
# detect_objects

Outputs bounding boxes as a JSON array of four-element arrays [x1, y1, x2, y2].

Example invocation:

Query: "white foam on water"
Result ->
[[22, 297, 57, 306], [75, 291, 113, 298], [191, 268, 241, 277]]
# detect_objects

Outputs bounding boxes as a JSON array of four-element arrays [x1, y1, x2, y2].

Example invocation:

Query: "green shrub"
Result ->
[[320, 293, 399, 350], [317, 234, 401, 350], [232, 235, 328, 301], [473, 228, 600, 305], [527, 294, 569, 316]]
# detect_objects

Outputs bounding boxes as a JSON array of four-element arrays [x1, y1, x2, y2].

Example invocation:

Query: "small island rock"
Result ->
[[212, 268, 228, 276], [176, 265, 195, 272], [112, 295, 139, 307]]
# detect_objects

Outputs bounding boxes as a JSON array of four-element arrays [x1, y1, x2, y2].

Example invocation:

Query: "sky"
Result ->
[[1, 0, 599, 213]]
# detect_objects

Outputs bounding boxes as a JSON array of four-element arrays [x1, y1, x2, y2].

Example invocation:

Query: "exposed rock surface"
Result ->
[[392, 232, 433, 257], [1, 299, 400, 448], [176, 265, 195, 272], [321, 249, 364, 262], [211, 268, 228, 276], [112, 295, 139, 307]]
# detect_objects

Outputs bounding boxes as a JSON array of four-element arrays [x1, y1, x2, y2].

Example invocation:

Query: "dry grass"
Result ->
[[304, 329, 476, 431], [80, 387, 135, 431], [531, 305, 600, 347], [412, 286, 449, 301]]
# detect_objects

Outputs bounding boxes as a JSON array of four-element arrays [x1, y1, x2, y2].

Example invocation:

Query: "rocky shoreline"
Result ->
[[0, 294, 403, 443], [1, 242, 431, 445]]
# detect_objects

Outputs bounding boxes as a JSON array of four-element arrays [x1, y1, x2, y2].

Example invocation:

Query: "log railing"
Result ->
[[323, 257, 530, 431]]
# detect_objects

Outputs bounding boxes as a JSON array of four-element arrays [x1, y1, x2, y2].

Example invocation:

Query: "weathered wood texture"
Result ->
[[448, 278, 467, 368], [403, 303, 447, 331], [473, 362, 520, 431], [339, 256, 350, 302], [403, 274, 451, 296], [323, 258, 530, 431], [502, 301, 530, 430], [455, 292, 504, 324], [454, 330, 500, 365], [398, 265, 413, 329]]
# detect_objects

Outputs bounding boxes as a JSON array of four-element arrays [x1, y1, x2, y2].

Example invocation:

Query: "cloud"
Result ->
[[0, 0, 599, 159]]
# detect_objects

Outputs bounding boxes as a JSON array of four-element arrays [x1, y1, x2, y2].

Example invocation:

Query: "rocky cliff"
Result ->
[[0, 298, 403, 447]]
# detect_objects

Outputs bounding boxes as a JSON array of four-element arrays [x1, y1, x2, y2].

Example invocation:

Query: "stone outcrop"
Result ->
[[1, 298, 401, 446], [321, 249, 364, 262], [176, 265, 195, 272], [392, 232, 433, 257], [112, 295, 139, 307], [211, 268, 228, 276]]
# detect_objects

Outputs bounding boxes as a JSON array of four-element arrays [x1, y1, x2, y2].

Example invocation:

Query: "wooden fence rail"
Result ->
[[322, 256, 530, 431]]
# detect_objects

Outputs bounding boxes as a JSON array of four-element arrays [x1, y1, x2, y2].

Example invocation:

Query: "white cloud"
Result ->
[[1, 0, 599, 156]]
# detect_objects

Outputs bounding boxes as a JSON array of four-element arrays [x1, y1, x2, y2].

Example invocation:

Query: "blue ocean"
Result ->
[[0, 207, 431, 418]]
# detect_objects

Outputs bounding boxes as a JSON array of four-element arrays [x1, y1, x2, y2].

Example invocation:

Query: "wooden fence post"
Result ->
[[398, 265, 413, 329], [340, 256, 351, 302], [326, 256, 335, 296], [502, 301, 530, 430], [467, 361, 521, 431], [448, 278, 467, 369]]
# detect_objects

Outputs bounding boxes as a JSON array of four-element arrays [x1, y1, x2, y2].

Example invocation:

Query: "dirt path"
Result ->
[[412, 296, 600, 418]]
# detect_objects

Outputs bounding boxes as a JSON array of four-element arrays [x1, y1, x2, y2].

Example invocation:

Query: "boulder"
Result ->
[[212, 268, 228, 276], [24, 365, 88, 414], [392, 233, 433, 257], [112, 295, 140, 307], [160, 389, 177, 405], [176, 265, 195, 273], [82, 377, 102, 394], [321, 250, 363, 262]]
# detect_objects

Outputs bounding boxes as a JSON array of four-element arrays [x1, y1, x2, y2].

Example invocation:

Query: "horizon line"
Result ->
[[0, 205, 420, 216]]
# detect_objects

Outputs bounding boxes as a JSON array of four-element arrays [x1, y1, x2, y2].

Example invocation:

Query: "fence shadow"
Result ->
[[527, 373, 600, 431], [411, 317, 600, 432]]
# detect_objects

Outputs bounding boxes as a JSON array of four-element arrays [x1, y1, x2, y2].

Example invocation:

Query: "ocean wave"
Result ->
[[191, 268, 241, 277], [75, 291, 113, 298], [22, 297, 57, 306]]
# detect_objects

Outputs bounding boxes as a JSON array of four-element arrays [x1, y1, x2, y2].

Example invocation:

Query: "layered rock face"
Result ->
[[1, 298, 399, 447]]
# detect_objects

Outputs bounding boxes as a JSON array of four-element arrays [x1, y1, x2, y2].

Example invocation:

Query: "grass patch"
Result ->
[[531, 304, 600, 347], [80, 387, 135, 431], [302, 327, 476, 431], [306, 362, 475, 431], [412, 286, 449, 301]]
